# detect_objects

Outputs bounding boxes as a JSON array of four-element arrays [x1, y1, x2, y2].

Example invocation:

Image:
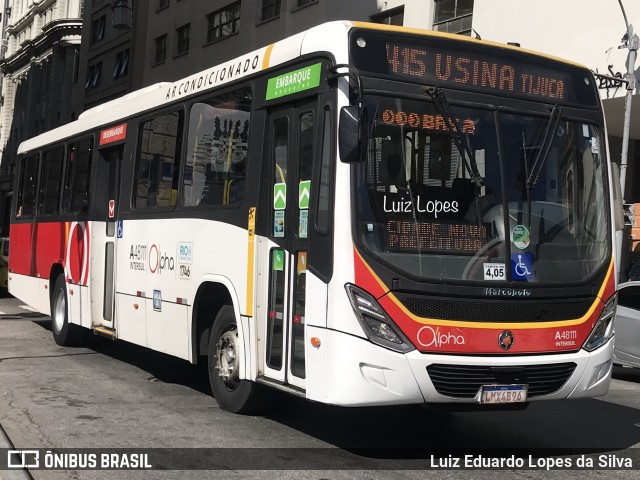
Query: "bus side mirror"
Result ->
[[339, 106, 368, 163]]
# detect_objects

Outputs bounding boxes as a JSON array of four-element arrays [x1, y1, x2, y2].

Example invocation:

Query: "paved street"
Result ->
[[1, 295, 640, 479]]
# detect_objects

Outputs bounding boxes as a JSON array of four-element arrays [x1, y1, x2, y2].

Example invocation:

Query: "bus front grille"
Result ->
[[426, 362, 577, 398], [395, 294, 594, 322]]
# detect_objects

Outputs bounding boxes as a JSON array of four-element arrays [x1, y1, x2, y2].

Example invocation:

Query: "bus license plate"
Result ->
[[480, 385, 528, 404]]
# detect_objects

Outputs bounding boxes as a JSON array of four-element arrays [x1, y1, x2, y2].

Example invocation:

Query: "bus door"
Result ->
[[90, 145, 122, 330], [259, 102, 317, 389]]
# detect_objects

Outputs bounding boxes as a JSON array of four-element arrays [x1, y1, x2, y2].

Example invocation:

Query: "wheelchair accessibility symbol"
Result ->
[[511, 252, 534, 281]]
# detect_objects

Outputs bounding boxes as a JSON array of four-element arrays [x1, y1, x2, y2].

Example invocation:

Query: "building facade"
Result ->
[[0, 0, 82, 232], [75, 0, 149, 111], [140, 0, 377, 86]]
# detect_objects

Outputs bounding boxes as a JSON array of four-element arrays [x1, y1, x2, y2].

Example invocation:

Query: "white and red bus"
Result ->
[[9, 21, 622, 412]]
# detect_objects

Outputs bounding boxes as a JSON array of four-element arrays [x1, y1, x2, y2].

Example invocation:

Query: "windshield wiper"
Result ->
[[424, 86, 484, 189], [525, 104, 562, 189]]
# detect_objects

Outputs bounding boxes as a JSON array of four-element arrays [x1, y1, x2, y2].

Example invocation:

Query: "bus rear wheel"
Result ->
[[51, 275, 85, 347], [208, 305, 261, 414]]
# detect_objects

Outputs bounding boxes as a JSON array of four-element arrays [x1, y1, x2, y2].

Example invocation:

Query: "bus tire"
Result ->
[[208, 305, 261, 414], [51, 275, 85, 347]]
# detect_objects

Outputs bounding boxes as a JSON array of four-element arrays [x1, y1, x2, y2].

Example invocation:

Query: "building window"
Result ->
[[157, 0, 169, 10], [371, 5, 404, 25], [154, 35, 167, 64], [296, 0, 316, 8], [176, 23, 190, 56], [261, 0, 280, 21], [72, 50, 80, 84], [207, 2, 241, 43], [85, 62, 102, 90], [113, 49, 130, 79], [433, 0, 473, 35], [91, 15, 106, 43]]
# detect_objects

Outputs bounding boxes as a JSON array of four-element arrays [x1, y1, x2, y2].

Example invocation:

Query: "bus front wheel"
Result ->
[[51, 275, 85, 347], [208, 305, 261, 414]]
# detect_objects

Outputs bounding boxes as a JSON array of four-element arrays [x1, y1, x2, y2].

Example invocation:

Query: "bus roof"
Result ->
[[17, 20, 590, 155]]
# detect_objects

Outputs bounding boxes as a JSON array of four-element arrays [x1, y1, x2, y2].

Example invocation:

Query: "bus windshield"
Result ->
[[354, 94, 610, 284]]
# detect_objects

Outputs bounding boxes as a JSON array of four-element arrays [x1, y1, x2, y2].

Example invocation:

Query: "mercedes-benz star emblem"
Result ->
[[498, 330, 514, 350]]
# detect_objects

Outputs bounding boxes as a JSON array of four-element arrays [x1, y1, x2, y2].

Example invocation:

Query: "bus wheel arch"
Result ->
[[192, 280, 237, 362], [207, 305, 261, 413], [49, 264, 64, 295]]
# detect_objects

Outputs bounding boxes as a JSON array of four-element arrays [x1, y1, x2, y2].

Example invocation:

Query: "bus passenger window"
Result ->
[[62, 138, 93, 214], [135, 111, 183, 209], [183, 86, 252, 207], [38, 146, 64, 215], [16, 154, 39, 218]]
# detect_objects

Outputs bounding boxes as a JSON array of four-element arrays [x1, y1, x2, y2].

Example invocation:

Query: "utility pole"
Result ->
[[618, 0, 638, 201]]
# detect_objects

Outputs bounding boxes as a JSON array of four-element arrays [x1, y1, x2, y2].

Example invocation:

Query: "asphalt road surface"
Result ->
[[1, 295, 640, 480]]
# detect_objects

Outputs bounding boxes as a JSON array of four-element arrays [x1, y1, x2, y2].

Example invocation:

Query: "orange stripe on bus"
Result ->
[[354, 247, 614, 330], [262, 44, 274, 70]]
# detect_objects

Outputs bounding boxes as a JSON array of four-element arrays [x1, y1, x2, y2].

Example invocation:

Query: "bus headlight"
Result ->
[[345, 284, 415, 353], [583, 295, 616, 352]]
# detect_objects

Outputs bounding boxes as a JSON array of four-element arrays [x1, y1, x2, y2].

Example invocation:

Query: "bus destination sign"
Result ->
[[351, 32, 597, 106], [384, 43, 567, 101]]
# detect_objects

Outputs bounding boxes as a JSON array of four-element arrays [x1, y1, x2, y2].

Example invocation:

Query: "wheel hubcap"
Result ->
[[216, 327, 240, 389], [53, 289, 66, 334]]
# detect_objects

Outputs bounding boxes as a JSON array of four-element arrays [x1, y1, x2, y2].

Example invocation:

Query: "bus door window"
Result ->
[[98, 145, 123, 323], [291, 110, 315, 380], [266, 116, 289, 371], [264, 104, 316, 384], [267, 248, 286, 370], [103, 147, 122, 237], [306, 105, 335, 283]]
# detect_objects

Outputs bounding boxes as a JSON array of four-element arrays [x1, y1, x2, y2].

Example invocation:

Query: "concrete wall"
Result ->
[[473, 0, 640, 95]]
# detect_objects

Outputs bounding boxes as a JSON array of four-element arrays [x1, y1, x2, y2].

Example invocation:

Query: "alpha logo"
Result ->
[[498, 330, 515, 350], [417, 325, 465, 348], [148, 244, 175, 274]]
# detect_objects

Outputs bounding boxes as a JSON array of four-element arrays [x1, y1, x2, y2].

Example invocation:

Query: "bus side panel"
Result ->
[[146, 300, 189, 361], [33, 222, 65, 279], [9, 273, 50, 315], [115, 219, 247, 361], [9, 221, 88, 284], [79, 285, 92, 329], [67, 281, 82, 327], [9, 222, 34, 276], [116, 293, 148, 347]]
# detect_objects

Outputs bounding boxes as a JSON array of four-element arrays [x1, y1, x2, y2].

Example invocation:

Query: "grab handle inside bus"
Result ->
[[339, 105, 368, 164]]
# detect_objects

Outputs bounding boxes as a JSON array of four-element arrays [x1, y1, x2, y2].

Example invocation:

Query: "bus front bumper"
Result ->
[[318, 328, 613, 407]]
